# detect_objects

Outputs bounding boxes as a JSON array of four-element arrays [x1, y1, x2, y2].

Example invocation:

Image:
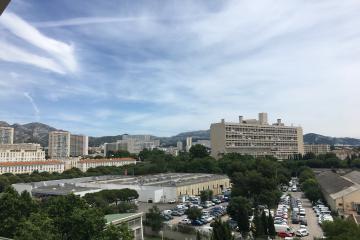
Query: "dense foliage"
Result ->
[[322, 218, 360, 240], [211, 219, 234, 240], [0, 187, 131, 240], [144, 206, 164, 232]]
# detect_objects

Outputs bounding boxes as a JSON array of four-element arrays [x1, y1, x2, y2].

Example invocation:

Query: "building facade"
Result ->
[[0, 127, 14, 144], [304, 144, 330, 155], [70, 134, 88, 157], [0, 143, 46, 162], [48, 131, 71, 158], [105, 213, 144, 240], [104, 135, 160, 156], [186, 137, 192, 152], [0, 160, 64, 174], [210, 113, 304, 159], [77, 158, 136, 172]]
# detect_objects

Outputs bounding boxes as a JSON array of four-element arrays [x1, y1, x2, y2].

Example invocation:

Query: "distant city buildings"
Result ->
[[210, 113, 304, 159], [193, 139, 211, 149], [49, 131, 89, 158], [104, 135, 160, 156], [186, 137, 192, 152], [70, 134, 88, 157], [0, 126, 14, 144], [177, 141, 183, 151], [304, 144, 330, 155]]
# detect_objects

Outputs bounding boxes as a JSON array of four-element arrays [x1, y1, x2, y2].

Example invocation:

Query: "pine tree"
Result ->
[[267, 214, 276, 238], [261, 211, 268, 236], [253, 213, 265, 238]]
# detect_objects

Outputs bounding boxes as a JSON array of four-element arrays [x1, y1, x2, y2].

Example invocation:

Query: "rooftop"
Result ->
[[95, 173, 229, 187], [0, 160, 62, 167], [105, 213, 143, 224], [32, 183, 101, 196], [79, 158, 136, 164], [316, 171, 354, 195]]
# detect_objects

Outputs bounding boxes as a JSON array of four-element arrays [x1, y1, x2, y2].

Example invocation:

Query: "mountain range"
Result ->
[[1, 121, 360, 147]]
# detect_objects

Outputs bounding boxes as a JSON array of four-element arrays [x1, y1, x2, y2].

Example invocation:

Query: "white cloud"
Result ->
[[0, 12, 77, 74]]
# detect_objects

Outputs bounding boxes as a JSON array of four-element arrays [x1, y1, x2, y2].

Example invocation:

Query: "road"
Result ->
[[289, 191, 324, 239]]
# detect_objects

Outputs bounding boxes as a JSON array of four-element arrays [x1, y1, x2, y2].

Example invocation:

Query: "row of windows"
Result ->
[[0, 165, 64, 174]]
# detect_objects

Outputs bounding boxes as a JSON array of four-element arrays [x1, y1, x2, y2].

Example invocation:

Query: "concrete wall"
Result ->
[[210, 122, 226, 159], [176, 178, 230, 196], [334, 189, 360, 214]]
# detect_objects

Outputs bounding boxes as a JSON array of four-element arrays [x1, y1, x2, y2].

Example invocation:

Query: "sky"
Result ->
[[0, 0, 360, 137]]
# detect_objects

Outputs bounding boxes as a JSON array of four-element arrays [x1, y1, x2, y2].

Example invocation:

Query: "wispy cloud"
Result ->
[[0, 12, 77, 74], [23, 92, 40, 120]]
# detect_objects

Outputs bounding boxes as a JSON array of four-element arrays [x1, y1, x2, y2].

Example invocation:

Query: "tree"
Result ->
[[101, 224, 134, 240], [67, 208, 106, 240], [211, 219, 234, 240], [267, 214, 276, 238], [253, 212, 265, 238], [200, 189, 213, 203], [302, 178, 322, 202], [144, 206, 163, 232], [186, 207, 202, 221], [322, 218, 360, 240], [261, 211, 268, 236], [14, 213, 59, 240], [227, 196, 251, 234], [189, 144, 209, 158]]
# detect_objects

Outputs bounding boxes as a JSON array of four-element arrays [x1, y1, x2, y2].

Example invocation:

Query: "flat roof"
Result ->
[[105, 213, 143, 224], [95, 173, 229, 187], [32, 183, 101, 196]]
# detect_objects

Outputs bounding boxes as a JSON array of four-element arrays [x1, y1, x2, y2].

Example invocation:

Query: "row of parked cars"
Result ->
[[180, 206, 227, 226], [291, 197, 307, 226], [313, 201, 333, 225]]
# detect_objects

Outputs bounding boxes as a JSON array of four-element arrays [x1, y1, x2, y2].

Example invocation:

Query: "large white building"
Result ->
[[0, 126, 14, 144], [0, 143, 45, 162], [210, 113, 304, 159], [70, 134, 88, 157], [0, 160, 65, 174], [48, 131, 71, 158]]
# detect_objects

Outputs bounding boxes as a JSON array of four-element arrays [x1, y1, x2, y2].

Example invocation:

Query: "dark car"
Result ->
[[291, 216, 299, 224], [300, 218, 308, 226], [191, 220, 203, 226], [171, 211, 182, 216]]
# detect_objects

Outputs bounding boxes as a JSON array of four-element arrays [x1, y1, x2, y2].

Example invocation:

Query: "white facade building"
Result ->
[[186, 137, 192, 152], [211, 113, 304, 159], [0, 160, 64, 174]]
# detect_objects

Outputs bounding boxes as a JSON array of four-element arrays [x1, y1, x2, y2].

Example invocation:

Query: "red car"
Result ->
[[278, 231, 294, 238]]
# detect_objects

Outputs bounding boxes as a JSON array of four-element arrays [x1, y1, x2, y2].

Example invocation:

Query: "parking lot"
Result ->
[[289, 191, 324, 239]]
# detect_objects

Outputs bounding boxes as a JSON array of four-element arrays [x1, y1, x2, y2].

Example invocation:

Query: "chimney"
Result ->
[[239, 116, 243, 123], [221, 118, 225, 124], [277, 119, 282, 125]]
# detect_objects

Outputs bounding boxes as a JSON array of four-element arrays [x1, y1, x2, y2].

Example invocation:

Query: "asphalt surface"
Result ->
[[289, 191, 324, 239]]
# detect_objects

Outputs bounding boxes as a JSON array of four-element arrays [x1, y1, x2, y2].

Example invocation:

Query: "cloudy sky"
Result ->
[[0, 0, 359, 137]]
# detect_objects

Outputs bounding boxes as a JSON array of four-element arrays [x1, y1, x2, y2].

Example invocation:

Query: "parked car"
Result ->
[[168, 199, 176, 204], [180, 218, 191, 225], [191, 220, 203, 226], [295, 229, 309, 237]]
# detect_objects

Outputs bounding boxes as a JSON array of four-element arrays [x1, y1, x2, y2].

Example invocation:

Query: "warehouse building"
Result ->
[[12, 173, 230, 203], [316, 170, 360, 216]]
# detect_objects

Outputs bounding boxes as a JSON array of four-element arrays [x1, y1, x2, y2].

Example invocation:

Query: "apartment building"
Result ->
[[0, 126, 14, 144], [210, 113, 304, 159], [304, 144, 330, 155], [0, 143, 45, 162], [70, 134, 88, 157], [48, 131, 71, 158]]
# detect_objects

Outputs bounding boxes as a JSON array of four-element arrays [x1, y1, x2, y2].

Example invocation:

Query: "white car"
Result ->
[[180, 218, 191, 225], [296, 228, 309, 237]]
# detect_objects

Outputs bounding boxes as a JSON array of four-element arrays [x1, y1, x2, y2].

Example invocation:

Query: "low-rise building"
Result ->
[[104, 135, 160, 155], [0, 160, 64, 174], [77, 158, 136, 172], [304, 144, 330, 155], [316, 170, 360, 216], [105, 213, 144, 240]]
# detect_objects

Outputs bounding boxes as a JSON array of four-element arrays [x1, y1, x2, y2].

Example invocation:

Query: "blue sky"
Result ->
[[0, 0, 360, 137]]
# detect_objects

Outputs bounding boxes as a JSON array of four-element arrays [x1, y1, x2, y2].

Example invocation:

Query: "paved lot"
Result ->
[[289, 191, 324, 239]]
